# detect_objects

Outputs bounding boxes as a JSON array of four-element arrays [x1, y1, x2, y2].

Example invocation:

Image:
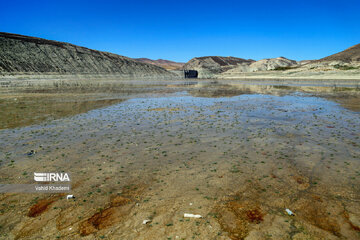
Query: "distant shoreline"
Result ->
[[0, 75, 359, 94]]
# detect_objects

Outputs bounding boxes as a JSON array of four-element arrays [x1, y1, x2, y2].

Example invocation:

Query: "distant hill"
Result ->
[[134, 58, 184, 70], [0, 32, 173, 77], [247, 57, 297, 71], [220, 57, 298, 75], [183, 56, 255, 77], [319, 43, 360, 63]]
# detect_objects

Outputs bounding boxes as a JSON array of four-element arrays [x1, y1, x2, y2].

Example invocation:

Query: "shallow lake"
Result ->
[[0, 80, 359, 239]]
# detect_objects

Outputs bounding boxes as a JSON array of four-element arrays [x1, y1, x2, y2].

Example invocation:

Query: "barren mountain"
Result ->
[[319, 43, 360, 63], [134, 58, 184, 70], [0, 32, 173, 77], [183, 56, 255, 77], [250, 57, 297, 71], [223, 57, 298, 74], [294, 43, 360, 74]]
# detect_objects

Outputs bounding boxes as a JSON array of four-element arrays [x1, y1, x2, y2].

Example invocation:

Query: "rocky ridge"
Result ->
[[0, 32, 174, 78], [223, 57, 298, 74]]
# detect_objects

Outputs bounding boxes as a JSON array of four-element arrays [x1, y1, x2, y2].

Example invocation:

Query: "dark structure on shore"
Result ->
[[184, 70, 198, 78]]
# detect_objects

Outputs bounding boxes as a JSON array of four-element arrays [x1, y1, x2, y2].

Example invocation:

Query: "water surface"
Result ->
[[0, 81, 359, 239]]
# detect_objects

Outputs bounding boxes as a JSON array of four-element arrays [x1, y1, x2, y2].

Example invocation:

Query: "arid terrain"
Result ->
[[0, 32, 360, 239], [0, 32, 173, 78], [1, 32, 360, 81], [0, 79, 359, 239], [134, 58, 184, 71], [183, 44, 360, 79]]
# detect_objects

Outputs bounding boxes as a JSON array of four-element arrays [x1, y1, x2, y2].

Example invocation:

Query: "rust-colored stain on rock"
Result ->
[[27, 198, 56, 218], [216, 199, 265, 240], [79, 196, 132, 236]]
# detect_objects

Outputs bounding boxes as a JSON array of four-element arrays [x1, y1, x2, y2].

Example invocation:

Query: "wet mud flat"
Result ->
[[0, 80, 359, 239], [0, 81, 184, 129]]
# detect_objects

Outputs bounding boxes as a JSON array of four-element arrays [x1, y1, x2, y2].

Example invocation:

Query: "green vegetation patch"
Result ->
[[333, 64, 359, 70], [272, 66, 294, 71]]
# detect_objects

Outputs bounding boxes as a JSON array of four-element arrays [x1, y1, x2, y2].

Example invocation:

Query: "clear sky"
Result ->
[[1, 0, 359, 62]]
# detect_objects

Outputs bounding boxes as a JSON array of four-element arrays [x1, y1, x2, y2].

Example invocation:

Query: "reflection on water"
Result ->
[[1, 80, 359, 130], [0, 95, 125, 129], [187, 81, 360, 112], [1, 80, 360, 130], [326, 95, 360, 112]]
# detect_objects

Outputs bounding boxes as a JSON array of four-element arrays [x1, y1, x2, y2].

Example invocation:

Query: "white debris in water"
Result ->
[[285, 208, 294, 216], [184, 213, 202, 218], [66, 195, 75, 200], [189, 202, 193, 206], [142, 219, 151, 224]]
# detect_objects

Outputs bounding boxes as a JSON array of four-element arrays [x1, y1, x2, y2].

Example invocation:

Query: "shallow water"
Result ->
[[1, 80, 359, 130], [0, 81, 359, 239]]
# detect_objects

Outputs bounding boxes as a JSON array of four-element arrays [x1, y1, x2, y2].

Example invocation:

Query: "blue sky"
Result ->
[[1, 0, 359, 62]]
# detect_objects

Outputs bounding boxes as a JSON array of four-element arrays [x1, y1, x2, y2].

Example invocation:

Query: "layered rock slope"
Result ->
[[222, 57, 298, 75], [0, 32, 173, 77]]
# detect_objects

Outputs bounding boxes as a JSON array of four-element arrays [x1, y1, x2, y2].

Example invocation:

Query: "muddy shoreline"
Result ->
[[0, 79, 359, 239]]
